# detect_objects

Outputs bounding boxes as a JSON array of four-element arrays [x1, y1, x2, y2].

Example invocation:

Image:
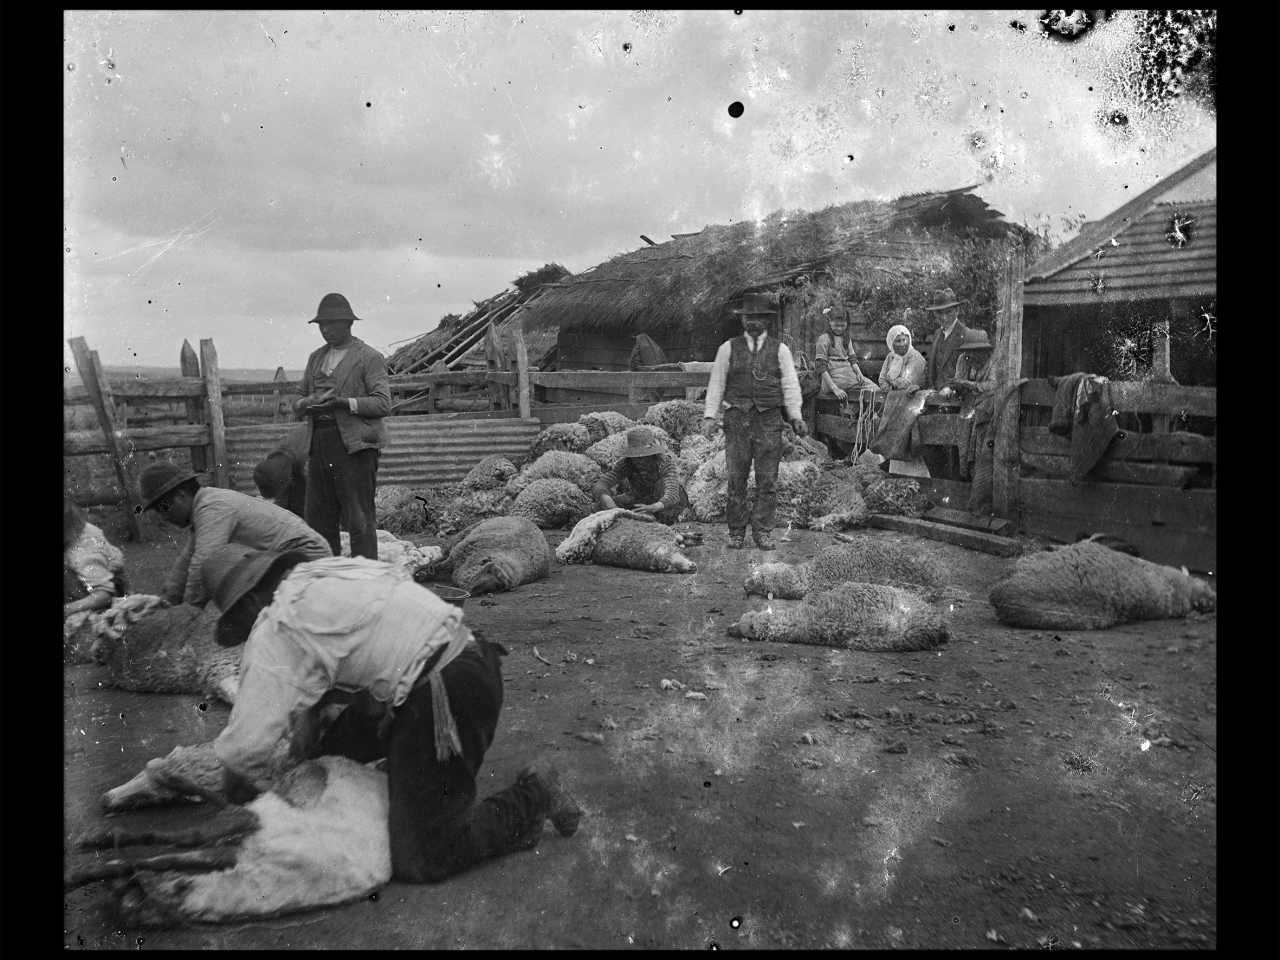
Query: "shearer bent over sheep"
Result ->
[[191, 543, 583, 883], [701, 292, 809, 551], [590, 426, 690, 525]]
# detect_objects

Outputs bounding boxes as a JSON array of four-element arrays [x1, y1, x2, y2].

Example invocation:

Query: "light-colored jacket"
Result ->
[[296, 336, 392, 455], [163, 486, 332, 605]]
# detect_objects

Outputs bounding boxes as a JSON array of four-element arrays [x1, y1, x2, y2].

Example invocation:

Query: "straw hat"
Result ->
[[309, 293, 362, 324], [201, 544, 310, 646], [732, 292, 779, 316], [139, 461, 201, 512], [924, 287, 966, 311], [956, 329, 994, 351], [620, 426, 665, 458]]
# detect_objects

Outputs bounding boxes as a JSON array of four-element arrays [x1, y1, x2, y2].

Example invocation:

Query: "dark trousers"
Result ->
[[312, 640, 552, 883], [920, 445, 961, 480], [723, 405, 786, 537], [306, 423, 379, 560]]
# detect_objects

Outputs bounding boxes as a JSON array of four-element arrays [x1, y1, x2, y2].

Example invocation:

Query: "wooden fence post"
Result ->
[[991, 251, 1025, 521], [179, 340, 209, 474], [484, 322, 506, 411], [427, 360, 450, 415], [272, 366, 288, 423], [513, 323, 532, 419], [200, 339, 230, 488], [68, 337, 142, 541]]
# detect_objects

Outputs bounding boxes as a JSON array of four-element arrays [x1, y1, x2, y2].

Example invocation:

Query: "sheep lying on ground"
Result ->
[[461, 455, 519, 492], [510, 478, 596, 529], [78, 756, 392, 926], [988, 539, 1216, 629], [340, 530, 443, 574], [728, 582, 950, 651], [556, 509, 697, 573], [528, 422, 593, 460], [579, 411, 634, 440], [506, 450, 602, 499], [375, 485, 432, 536], [98, 603, 242, 705], [805, 467, 870, 532], [101, 739, 296, 812], [743, 540, 948, 600], [862, 477, 933, 518], [434, 489, 513, 536], [65, 594, 168, 664], [421, 516, 550, 594]]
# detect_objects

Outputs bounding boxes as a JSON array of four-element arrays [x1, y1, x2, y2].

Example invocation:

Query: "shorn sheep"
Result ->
[[420, 515, 551, 594], [556, 509, 697, 573], [988, 539, 1216, 630], [728, 582, 950, 651], [743, 539, 948, 600], [73, 755, 392, 926]]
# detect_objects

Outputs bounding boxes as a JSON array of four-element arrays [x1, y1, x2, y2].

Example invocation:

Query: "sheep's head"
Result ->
[[649, 543, 697, 574], [743, 562, 801, 599], [464, 557, 516, 595], [1188, 576, 1216, 613], [727, 610, 768, 640]]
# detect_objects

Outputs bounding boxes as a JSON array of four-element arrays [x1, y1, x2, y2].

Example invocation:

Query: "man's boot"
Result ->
[[518, 760, 583, 837]]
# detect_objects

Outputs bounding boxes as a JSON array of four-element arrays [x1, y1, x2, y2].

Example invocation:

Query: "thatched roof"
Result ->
[[520, 186, 1013, 335]]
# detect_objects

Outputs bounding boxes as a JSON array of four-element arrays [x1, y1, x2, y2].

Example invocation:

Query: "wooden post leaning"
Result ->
[[272, 366, 288, 423], [991, 251, 1025, 521], [200, 339, 230, 489], [513, 322, 532, 419], [179, 339, 209, 474], [68, 337, 142, 541]]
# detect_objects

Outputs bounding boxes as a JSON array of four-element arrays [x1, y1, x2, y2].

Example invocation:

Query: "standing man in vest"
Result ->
[[700, 292, 807, 551], [293, 293, 392, 560]]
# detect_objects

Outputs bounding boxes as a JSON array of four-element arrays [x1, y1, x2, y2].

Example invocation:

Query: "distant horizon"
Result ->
[[65, 364, 306, 385]]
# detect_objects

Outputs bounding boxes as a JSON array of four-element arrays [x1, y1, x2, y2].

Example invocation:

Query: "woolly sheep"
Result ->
[[510, 478, 595, 529], [528, 422, 593, 460], [100, 603, 242, 705], [557, 510, 697, 573], [461, 454, 519, 491], [435, 489, 513, 536], [674, 432, 725, 484], [505, 450, 603, 499], [640, 399, 706, 443], [862, 477, 933, 518], [101, 738, 296, 812], [425, 515, 550, 594], [728, 582, 950, 651], [579, 410, 635, 438], [685, 453, 823, 528], [805, 467, 870, 532], [743, 539, 948, 600], [97, 755, 392, 926], [988, 539, 1216, 630]]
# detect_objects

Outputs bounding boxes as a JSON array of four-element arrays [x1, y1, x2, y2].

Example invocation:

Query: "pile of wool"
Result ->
[[782, 432, 833, 464], [433, 489, 513, 537], [375, 484, 432, 536], [460, 455, 519, 491], [862, 477, 933, 518], [340, 530, 442, 574], [806, 466, 870, 531], [579, 410, 635, 441], [509, 478, 595, 529], [640, 399, 706, 443], [743, 539, 947, 600], [528, 422, 593, 460], [506, 450, 602, 499], [685, 453, 824, 528], [674, 432, 725, 485], [556, 509, 696, 573], [583, 424, 674, 468]]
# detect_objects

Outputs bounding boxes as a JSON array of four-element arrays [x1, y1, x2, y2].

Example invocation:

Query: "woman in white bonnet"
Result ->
[[877, 323, 927, 393]]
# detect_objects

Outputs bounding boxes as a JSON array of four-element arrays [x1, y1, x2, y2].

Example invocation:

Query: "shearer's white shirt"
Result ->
[[214, 557, 469, 782]]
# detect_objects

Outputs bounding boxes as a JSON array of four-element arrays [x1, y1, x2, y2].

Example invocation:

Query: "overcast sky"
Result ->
[[64, 9, 1216, 370]]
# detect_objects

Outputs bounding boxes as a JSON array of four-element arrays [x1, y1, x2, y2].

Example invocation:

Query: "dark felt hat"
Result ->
[[924, 287, 966, 311], [732, 292, 779, 316], [621, 426, 665, 458], [139, 461, 201, 512], [309, 293, 362, 323], [956, 329, 994, 351], [202, 544, 310, 647]]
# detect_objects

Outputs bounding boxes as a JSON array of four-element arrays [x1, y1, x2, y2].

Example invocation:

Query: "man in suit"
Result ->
[[293, 293, 392, 560], [923, 287, 969, 390]]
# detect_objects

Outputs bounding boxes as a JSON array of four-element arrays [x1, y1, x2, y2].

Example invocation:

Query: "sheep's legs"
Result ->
[[77, 807, 259, 851], [64, 848, 238, 892]]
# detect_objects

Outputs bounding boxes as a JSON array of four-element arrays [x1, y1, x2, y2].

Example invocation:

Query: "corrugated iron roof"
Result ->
[[1024, 200, 1215, 305]]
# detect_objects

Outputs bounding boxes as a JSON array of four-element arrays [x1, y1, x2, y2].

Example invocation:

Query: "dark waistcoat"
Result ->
[[724, 336, 784, 412]]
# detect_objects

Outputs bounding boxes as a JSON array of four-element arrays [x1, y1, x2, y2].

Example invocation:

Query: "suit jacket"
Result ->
[[296, 336, 392, 455], [925, 321, 969, 390]]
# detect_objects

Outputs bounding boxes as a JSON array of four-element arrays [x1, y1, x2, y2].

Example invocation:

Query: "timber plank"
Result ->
[[200, 340, 230, 488], [68, 338, 142, 540], [866, 515, 1024, 557], [1021, 453, 1199, 487], [65, 378, 207, 401], [916, 414, 972, 447], [1019, 379, 1217, 417], [65, 424, 211, 455], [180, 339, 209, 473], [1021, 425, 1215, 463], [915, 477, 972, 511], [531, 403, 652, 424], [923, 506, 1012, 536]]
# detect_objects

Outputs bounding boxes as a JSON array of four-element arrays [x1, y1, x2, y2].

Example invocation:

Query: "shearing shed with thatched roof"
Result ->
[[518, 185, 1038, 403]]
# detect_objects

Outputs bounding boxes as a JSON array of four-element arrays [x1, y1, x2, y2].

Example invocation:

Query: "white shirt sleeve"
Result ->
[[777, 344, 804, 422], [702, 341, 733, 420]]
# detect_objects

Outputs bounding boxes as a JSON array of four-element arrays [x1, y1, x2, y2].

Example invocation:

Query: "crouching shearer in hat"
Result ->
[[591, 426, 689, 525], [194, 544, 584, 882], [701, 292, 807, 551], [253, 424, 310, 519], [293, 293, 392, 561], [140, 461, 332, 608]]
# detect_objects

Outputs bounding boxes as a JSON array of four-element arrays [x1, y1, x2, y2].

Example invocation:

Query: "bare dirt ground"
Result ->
[[64, 522, 1216, 950]]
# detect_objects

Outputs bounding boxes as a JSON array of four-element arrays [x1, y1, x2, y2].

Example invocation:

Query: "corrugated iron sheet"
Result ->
[[225, 416, 541, 494]]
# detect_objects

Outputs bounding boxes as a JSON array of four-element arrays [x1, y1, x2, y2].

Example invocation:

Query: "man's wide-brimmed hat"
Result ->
[[621, 426, 665, 458], [309, 293, 362, 324], [924, 287, 966, 311], [732, 292, 779, 317], [139, 461, 201, 512], [202, 544, 310, 647], [956, 329, 994, 351]]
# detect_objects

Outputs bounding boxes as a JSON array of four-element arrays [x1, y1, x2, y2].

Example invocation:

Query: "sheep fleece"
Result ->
[[590, 518, 697, 573], [105, 603, 241, 705], [732, 582, 949, 651], [444, 515, 551, 593], [744, 540, 947, 600], [988, 539, 1216, 629]]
